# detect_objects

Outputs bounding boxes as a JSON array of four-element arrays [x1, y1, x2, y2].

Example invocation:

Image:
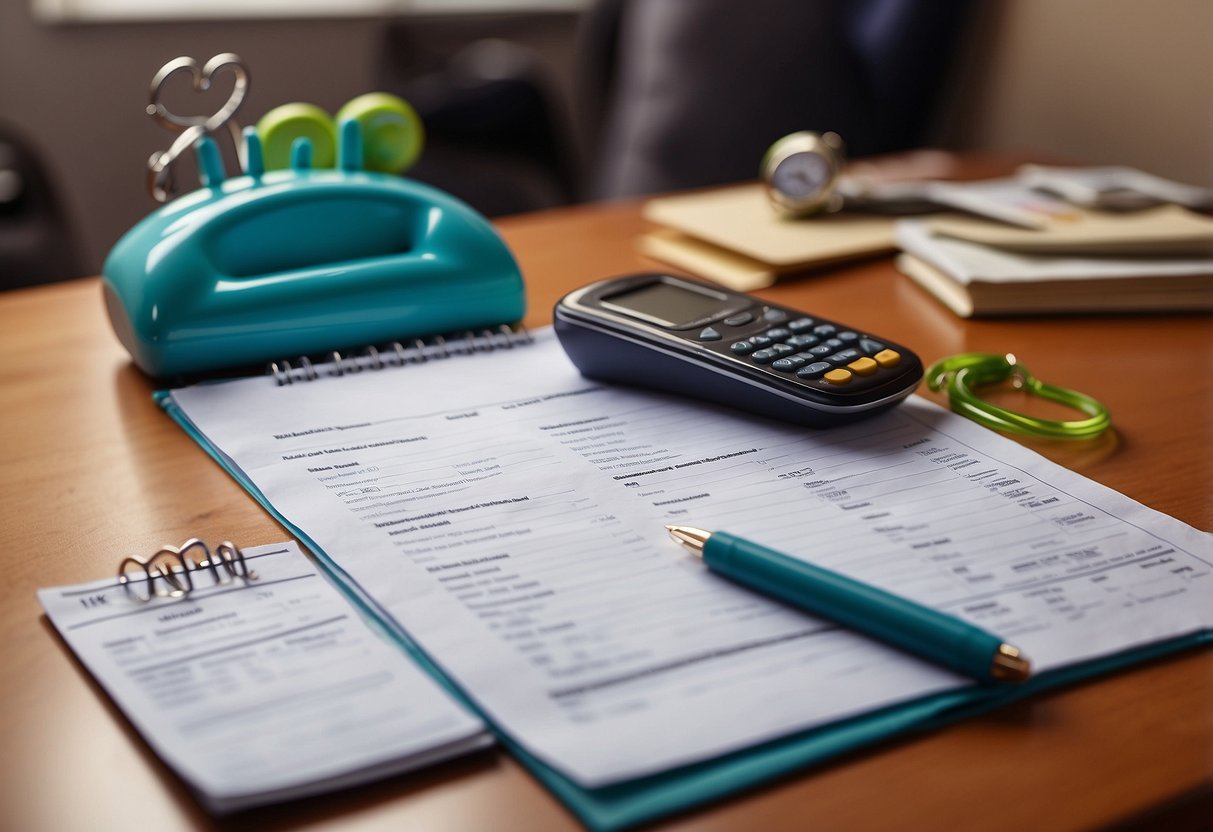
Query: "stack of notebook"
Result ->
[[894, 201, 1213, 317], [639, 172, 1213, 316]]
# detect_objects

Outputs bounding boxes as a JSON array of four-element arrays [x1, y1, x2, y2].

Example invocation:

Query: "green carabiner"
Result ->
[[925, 353, 1111, 440]]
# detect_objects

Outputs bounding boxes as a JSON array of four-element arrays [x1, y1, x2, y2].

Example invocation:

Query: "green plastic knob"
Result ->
[[256, 103, 337, 170], [336, 92, 424, 174]]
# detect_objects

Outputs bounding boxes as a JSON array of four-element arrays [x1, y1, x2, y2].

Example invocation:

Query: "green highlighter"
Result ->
[[666, 525, 1031, 684]]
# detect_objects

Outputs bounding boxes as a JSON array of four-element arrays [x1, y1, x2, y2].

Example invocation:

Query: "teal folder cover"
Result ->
[[157, 391, 1209, 831]]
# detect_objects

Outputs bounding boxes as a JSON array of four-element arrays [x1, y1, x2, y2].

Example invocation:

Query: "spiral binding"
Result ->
[[267, 325, 533, 386], [118, 538, 257, 603]]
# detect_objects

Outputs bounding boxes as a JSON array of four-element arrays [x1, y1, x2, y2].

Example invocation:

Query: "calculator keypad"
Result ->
[[710, 308, 907, 389]]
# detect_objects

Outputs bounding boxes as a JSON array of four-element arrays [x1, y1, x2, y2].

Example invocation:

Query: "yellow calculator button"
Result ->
[[824, 368, 853, 385], [847, 357, 878, 376], [873, 349, 902, 368]]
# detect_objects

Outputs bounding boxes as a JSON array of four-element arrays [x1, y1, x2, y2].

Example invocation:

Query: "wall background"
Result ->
[[0, 0, 1209, 277], [936, 0, 1213, 186]]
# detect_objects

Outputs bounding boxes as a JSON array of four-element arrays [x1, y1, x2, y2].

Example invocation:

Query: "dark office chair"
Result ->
[[577, 0, 974, 199], [0, 123, 83, 290], [376, 21, 580, 217]]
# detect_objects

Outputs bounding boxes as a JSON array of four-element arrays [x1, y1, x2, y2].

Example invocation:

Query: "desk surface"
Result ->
[[2, 160, 1210, 831]]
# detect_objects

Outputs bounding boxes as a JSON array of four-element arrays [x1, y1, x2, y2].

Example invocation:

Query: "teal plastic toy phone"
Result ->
[[103, 119, 524, 379]]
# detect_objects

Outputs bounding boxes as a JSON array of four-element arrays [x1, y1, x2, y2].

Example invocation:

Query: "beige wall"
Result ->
[[938, 0, 1213, 186]]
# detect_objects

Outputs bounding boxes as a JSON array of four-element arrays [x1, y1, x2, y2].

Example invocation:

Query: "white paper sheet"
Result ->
[[167, 330, 1213, 787]]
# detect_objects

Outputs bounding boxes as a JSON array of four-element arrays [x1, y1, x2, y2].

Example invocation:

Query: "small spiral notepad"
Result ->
[[38, 541, 490, 814]]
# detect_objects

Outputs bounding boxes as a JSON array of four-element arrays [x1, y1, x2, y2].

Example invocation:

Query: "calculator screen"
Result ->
[[601, 280, 727, 327]]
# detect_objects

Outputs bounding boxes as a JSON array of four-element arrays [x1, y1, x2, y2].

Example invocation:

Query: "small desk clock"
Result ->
[[760, 131, 846, 218]]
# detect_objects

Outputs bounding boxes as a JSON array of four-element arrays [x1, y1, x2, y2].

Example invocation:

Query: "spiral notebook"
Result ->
[[154, 328, 1213, 830]]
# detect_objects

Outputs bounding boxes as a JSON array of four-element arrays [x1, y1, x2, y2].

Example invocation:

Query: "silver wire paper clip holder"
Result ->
[[145, 53, 250, 203]]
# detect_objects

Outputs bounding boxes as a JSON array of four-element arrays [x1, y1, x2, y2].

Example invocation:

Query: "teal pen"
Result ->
[[666, 525, 1031, 684]]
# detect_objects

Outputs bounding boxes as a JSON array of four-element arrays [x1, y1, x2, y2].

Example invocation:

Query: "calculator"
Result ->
[[553, 273, 923, 427]]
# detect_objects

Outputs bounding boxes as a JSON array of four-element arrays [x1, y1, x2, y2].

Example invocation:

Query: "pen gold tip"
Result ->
[[990, 643, 1032, 683], [665, 525, 710, 556]]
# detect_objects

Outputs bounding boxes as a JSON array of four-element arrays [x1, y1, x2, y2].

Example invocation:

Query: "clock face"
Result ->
[[771, 152, 831, 200]]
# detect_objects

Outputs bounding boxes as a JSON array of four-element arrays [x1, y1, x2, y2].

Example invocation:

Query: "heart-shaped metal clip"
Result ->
[[145, 53, 250, 202]]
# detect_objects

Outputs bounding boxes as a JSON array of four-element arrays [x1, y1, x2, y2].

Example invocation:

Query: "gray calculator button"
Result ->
[[813, 324, 837, 336], [751, 348, 778, 363], [787, 334, 819, 348], [808, 344, 833, 356], [723, 312, 754, 326], [827, 348, 861, 365], [730, 340, 756, 355], [824, 338, 844, 349], [698, 327, 722, 341], [766, 327, 791, 341], [763, 308, 788, 322], [788, 317, 815, 332], [797, 361, 833, 379], [770, 343, 795, 356], [838, 331, 859, 342], [859, 338, 885, 355], [772, 355, 808, 371], [750, 335, 774, 348]]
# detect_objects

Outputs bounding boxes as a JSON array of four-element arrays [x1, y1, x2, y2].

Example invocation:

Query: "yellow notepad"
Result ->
[[640, 184, 896, 290]]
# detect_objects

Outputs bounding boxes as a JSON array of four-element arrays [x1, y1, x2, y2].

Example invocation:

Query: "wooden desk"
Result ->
[[2, 176, 1210, 830]]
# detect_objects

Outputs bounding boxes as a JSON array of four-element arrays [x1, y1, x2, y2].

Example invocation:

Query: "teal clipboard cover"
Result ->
[[156, 390, 1210, 830]]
